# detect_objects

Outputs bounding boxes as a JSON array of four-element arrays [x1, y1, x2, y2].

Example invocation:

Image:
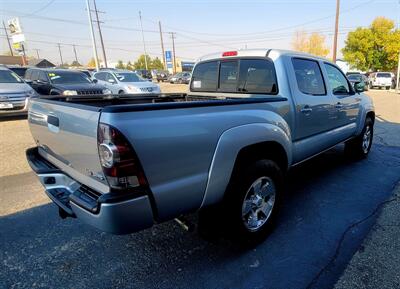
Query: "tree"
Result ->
[[151, 57, 164, 70], [70, 60, 81, 67], [87, 57, 99, 68], [125, 61, 134, 70], [115, 60, 125, 69], [342, 17, 400, 71], [133, 54, 152, 70], [292, 30, 330, 57]]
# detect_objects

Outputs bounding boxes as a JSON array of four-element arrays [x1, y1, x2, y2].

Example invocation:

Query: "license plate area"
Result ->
[[0, 103, 13, 109]]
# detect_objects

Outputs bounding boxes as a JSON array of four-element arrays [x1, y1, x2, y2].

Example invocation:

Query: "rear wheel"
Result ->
[[386, 86, 390, 90], [200, 159, 284, 245], [369, 82, 373, 89], [345, 117, 373, 159]]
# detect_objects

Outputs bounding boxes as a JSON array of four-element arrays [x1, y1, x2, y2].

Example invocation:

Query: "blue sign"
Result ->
[[165, 51, 172, 63]]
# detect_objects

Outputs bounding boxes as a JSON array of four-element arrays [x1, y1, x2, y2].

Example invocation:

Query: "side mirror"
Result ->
[[92, 78, 98, 83], [24, 79, 32, 84], [354, 82, 364, 93]]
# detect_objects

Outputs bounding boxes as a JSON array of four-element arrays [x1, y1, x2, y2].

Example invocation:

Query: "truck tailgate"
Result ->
[[28, 99, 109, 194]]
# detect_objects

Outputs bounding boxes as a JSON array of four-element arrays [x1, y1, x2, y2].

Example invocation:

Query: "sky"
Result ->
[[0, 0, 399, 66]]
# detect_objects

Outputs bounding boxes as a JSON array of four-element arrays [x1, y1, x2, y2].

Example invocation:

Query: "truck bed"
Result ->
[[36, 93, 287, 112]]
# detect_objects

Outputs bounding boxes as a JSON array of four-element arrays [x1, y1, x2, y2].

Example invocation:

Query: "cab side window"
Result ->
[[324, 63, 350, 95], [105, 73, 116, 83], [292, 58, 326, 95], [38, 71, 48, 82]]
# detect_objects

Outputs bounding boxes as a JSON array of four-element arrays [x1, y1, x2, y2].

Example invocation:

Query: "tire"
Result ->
[[386, 86, 390, 90], [200, 159, 284, 245], [369, 82, 373, 89], [345, 117, 373, 159], [118, 90, 125, 94]]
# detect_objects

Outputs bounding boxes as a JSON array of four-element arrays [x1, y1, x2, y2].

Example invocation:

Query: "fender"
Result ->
[[355, 94, 375, 136], [200, 122, 292, 208]]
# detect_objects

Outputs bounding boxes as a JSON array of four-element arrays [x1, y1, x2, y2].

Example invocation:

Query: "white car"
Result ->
[[93, 70, 161, 95], [368, 72, 392, 90]]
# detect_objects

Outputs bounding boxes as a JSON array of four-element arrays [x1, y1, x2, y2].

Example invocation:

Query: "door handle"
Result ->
[[300, 106, 313, 114], [335, 102, 344, 109]]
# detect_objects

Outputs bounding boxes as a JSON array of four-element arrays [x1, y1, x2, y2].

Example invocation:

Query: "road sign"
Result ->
[[165, 51, 172, 63], [7, 18, 23, 35]]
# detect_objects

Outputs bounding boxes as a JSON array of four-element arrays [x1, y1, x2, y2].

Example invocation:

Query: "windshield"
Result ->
[[48, 71, 92, 84], [0, 70, 23, 83], [347, 74, 362, 81], [377, 73, 391, 78], [115, 73, 143, 82]]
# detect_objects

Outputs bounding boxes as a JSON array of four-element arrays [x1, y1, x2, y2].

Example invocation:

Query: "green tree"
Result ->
[[133, 54, 152, 70], [115, 60, 125, 69], [292, 30, 330, 57], [342, 17, 400, 71], [125, 61, 134, 70], [151, 57, 164, 70]]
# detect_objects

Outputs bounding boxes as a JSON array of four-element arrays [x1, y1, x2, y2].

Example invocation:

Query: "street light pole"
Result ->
[[93, 0, 108, 68], [139, 11, 148, 71], [396, 0, 400, 92], [86, 0, 99, 71], [170, 32, 177, 74], [332, 0, 340, 62], [57, 43, 64, 66], [159, 21, 166, 70]]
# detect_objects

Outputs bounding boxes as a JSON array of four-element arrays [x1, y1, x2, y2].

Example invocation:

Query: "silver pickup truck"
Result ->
[[26, 49, 375, 243]]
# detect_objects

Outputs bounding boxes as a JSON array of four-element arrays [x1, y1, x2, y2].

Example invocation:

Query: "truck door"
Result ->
[[322, 63, 360, 136], [289, 57, 338, 161]]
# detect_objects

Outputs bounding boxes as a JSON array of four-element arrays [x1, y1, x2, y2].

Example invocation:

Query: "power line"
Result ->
[[20, 0, 57, 18]]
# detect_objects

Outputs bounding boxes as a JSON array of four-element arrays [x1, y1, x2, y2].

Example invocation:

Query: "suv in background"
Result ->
[[368, 72, 392, 90], [155, 70, 170, 82], [0, 66, 37, 117], [25, 68, 110, 95]]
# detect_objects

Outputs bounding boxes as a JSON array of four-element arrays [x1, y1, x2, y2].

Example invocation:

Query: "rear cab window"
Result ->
[[292, 58, 326, 95], [376, 73, 391, 78], [191, 58, 278, 94]]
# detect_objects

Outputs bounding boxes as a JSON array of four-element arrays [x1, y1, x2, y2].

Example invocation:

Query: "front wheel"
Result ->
[[200, 159, 284, 245], [345, 117, 373, 159], [386, 86, 390, 90]]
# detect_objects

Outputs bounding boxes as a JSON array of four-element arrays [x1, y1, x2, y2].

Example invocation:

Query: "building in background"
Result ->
[[28, 58, 55, 68]]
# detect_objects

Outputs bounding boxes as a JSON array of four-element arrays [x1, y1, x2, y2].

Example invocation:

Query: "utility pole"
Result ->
[[170, 32, 177, 74], [2, 21, 13, 56], [86, 0, 99, 71], [57, 43, 64, 66], [72, 44, 79, 64], [34, 49, 40, 59], [92, 0, 107, 68], [332, 0, 340, 62], [158, 21, 166, 70], [139, 11, 148, 71]]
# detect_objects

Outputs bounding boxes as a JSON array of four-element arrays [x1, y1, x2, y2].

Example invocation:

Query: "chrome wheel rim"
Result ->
[[242, 176, 276, 232], [362, 126, 372, 154]]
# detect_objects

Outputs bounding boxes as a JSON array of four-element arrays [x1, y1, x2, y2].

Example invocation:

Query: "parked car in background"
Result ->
[[135, 69, 152, 80], [6, 65, 30, 78], [155, 70, 170, 82], [169, 72, 191, 84], [24, 68, 110, 95], [347, 73, 368, 91], [368, 72, 392, 90], [93, 70, 160, 94], [0, 66, 37, 117], [26, 49, 374, 244]]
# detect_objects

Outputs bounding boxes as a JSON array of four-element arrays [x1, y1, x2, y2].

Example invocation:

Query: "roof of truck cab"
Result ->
[[196, 49, 329, 62]]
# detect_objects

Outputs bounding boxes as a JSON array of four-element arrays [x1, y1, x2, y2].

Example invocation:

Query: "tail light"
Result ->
[[98, 123, 147, 190]]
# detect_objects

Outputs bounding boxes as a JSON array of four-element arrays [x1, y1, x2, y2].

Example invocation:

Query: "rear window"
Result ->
[[191, 61, 218, 92], [376, 73, 391, 78], [191, 58, 277, 94]]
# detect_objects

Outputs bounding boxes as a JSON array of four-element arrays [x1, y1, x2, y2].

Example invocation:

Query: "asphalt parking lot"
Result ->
[[1, 86, 399, 289]]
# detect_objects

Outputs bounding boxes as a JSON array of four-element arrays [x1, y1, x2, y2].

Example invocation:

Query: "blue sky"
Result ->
[[0, 0, 398, 65]]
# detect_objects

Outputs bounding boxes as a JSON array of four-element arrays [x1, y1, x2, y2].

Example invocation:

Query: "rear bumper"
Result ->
[[26, 147, 154, 234]]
